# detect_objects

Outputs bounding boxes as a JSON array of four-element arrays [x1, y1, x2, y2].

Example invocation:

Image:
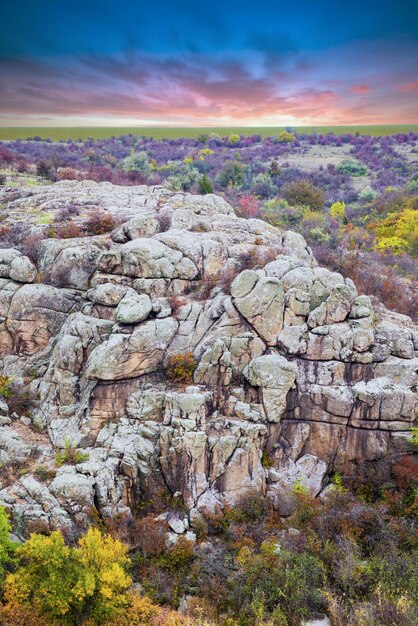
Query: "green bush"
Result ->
[[0, 506, 16, 587], [282, 180, 325, 211], [359, 185, 379, 202], [198, 174, 214, 195], [166, 164, 200, 191], [34, 466, 57, 482], [410, 426, 418, 447], [122, 151, 151, 173], [55, 439, 90, 467], [0, 375, 13, 399], [236, 543, 326, 623], [336, 159, 368, 176], [217, 160, 249, 188]]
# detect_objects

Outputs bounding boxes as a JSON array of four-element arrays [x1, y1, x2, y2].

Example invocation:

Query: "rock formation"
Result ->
[[0, 180, 416, 537]]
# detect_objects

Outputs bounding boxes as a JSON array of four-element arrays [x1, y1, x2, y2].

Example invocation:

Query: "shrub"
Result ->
[[269, 159, 282, 177], [190, 220, 211, 232], [0, 224, 12, 240], [336, 159, 368, 176], [136, 516, 167, 559], [112, 594, 190, 626], [261, 450, 274, 468], [6, 385, 33, 417], [0, 507, 16, 587], [156, 211, 172, 232], [198, 174, 214, 195], [0, 375, 13, 399], [3, 527, 132, 624], [57, 167, 80, 180], [282, 180, 325, 211], [166, 164, 200, 191], [165, 352, 197, 384], [238, 194, 259, 218], [376, 235, 410, 254], [217, 160, 249, 188], [34, 466, 57, 482], [0, 603, 47, 626], [159, 537, 194, 571], [359, 185, 379, 202], [122, 151, 151, 173], [55, 439, 90, 467], [329, 201, 346, 220], [55, 223, 83, 239], [236, 543, 326, 623], [36, 160, 56, 180], [22, 233, 46, 263], [56, 204, 80, 221], [84, 210, 116, 235], [372, 208, 418, 257], [235, 492, 269, 522], [0, 173, 6, 185], [277, 130, 295, 143], [410, 427, 418, 448], [0, 146, 14, 166]]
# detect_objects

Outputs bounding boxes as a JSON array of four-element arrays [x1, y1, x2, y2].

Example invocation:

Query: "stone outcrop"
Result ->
[[0, 180, 416, 536]]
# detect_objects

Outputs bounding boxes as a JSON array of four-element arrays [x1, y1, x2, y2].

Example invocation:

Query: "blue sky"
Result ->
[[1, 0, 417, 125]]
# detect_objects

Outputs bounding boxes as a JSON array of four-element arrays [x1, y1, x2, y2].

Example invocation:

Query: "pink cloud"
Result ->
[[351, 84, 371, 94], [399, 81, 418, 92]]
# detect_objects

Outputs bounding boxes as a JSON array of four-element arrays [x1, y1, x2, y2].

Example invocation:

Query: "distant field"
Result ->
[[1, 125, 418, 141]]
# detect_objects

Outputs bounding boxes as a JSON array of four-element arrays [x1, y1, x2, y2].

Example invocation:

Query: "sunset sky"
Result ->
[[1, 0, 417, 126]]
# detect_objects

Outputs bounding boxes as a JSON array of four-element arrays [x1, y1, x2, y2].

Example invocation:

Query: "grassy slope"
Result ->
[[1, 125, 418, 140]]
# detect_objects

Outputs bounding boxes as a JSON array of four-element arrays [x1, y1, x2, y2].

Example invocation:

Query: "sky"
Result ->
[[0, 0, 417, 127]]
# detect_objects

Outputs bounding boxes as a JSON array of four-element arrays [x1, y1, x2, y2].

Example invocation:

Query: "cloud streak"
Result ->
[[1, 40, 417, 126]]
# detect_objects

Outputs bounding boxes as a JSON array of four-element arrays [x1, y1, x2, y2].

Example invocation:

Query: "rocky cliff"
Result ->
[[0, 180, 416, 537]]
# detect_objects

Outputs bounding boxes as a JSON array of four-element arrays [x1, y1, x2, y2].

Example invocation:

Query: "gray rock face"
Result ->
[[0, 249, 36, 283], [0, 181, 416, 535], [115, 291, 152, 324], [234, 275, 285, 345], [85, 317, 178, 380], [243, 355, 297, 422]]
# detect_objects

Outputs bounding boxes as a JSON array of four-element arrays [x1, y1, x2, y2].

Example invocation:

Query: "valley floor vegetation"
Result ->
[[0, 458, 417, 626], [0, 130, 417, 320]]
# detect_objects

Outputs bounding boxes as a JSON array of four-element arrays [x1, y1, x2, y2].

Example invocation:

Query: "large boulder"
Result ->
[[85, 317, 178, 380]]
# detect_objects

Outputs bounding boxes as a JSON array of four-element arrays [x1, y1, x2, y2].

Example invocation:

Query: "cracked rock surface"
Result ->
[[0, 180, 417, 536]]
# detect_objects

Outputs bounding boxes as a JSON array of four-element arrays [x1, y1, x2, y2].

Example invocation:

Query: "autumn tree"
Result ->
[[0, 506, 16, 587], [3, 527, 132, 625]]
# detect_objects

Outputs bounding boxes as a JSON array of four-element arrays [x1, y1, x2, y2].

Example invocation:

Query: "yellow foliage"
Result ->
[[277, 130, 295, 143], [329, 201, 346, 219], [375, 235, 410, 254], [372, 208, 418, 256], [165, 352, 197, 384], [3, 528, 133, 625]]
